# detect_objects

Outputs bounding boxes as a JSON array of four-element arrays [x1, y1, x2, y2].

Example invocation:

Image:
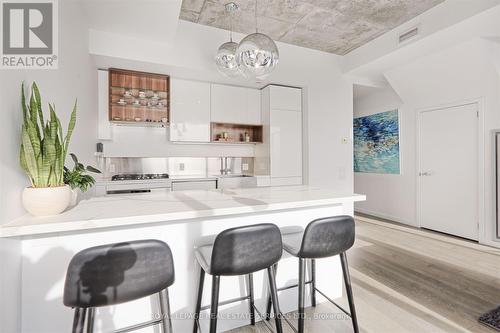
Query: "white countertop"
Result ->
[[0, 186, 365, 238]]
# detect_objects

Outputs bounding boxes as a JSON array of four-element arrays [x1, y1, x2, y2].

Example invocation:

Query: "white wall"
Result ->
[[353, 86, 416, 224], [0, 0, 98, 225], [354, 38, 500, 247]]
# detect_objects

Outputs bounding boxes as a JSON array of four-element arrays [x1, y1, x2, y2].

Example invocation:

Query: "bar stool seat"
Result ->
[[194, 245, 213, 274], [281, 231, 304, 256]]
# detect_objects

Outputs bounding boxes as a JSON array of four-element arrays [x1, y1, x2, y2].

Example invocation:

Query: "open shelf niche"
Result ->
[[210, 122, 263, 144]]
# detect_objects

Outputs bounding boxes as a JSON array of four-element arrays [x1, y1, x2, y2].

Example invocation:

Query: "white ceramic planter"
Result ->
[[69, 188, 81, 206], [22, 185, 71, 216]]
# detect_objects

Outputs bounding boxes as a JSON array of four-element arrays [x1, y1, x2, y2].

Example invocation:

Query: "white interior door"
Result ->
[[419, 103, 478, 240]]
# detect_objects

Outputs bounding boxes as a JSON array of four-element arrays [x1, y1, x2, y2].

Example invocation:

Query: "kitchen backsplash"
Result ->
[[102, 157, 254, 178]]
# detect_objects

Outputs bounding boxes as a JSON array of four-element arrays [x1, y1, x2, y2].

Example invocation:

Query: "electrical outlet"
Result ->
[[342, 137, 349, 144], [179, 163, 185, 171], [242, 163, 249, 171]]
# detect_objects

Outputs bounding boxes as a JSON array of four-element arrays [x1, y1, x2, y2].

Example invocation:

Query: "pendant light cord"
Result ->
[[255, 0, 258, 33], [229, 10, 233, 42]]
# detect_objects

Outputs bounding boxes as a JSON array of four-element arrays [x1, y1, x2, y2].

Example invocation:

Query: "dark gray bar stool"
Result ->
[[193, 223, 284, 333], [266, 216, 359, 333], [63, 240, 175, 333]]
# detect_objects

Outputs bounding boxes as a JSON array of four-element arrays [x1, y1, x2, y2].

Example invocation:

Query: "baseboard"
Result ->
[[354, 208, 416, 227], [356, 215, 500, 253]]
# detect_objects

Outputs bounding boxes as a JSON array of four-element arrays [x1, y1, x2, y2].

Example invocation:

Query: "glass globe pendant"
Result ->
[[215, 2, 240, 77], [236, 32, 279, 79], [215, 41, 239, 77]]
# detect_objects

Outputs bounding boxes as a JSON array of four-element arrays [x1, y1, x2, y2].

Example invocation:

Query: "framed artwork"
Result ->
[[354, 109, 401, 174]]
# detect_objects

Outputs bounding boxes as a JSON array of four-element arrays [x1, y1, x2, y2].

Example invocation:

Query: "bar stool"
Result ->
[[266, 216, 359, 333], [63, 240, 175, 333], [193, 223, 284, 333]]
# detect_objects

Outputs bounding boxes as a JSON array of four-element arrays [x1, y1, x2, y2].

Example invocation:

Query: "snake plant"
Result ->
[[19, 82, 77, 187]]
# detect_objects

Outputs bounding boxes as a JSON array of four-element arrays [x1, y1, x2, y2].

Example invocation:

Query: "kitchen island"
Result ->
[[0, 186, 364, 333]]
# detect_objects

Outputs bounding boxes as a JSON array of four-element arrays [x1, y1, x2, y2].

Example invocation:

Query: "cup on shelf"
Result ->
[[139, 91, 146, 99]]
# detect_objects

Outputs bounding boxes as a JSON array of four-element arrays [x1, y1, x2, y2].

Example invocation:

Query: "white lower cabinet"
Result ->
[[171, 180, 217, 191], [170, 78, 211, 142]]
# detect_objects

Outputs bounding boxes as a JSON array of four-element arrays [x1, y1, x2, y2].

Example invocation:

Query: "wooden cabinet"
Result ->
[[170, 78, 211, 142], [211, 84, 261, 125], [108, 68, 169, 126]]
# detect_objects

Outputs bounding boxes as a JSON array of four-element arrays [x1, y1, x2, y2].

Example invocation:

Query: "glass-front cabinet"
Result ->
[[109, 68, 170, 126]]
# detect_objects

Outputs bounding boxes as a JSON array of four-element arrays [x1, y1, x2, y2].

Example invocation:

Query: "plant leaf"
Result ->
[[86, 165, 101, 174], [21, 125, 38, 186], [29, 86, 41, 141], [25, 118, 41, 159], [70, 153, 78, 165], [63, 100, 77, 157], [32, 82, 44, 127], [21, 82, 28, 122]]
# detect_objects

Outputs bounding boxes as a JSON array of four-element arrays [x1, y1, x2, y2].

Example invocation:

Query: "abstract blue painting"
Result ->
[[354, 110, 400, 174]]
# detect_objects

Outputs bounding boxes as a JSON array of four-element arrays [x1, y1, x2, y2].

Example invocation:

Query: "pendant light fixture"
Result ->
[[215, 3, 240, 77], [236, 1, 279, 79]]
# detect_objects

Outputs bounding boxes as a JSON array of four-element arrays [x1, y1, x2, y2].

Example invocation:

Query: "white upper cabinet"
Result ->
[[170, 78, 211, 142], [269, 85, 302, 111], [211, 84, 261, 125], [246, 88, 261, 125], [97, 69, 112, 140]]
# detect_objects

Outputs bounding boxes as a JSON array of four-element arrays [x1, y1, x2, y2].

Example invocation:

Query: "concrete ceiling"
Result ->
[[180, 0, 445, 55]]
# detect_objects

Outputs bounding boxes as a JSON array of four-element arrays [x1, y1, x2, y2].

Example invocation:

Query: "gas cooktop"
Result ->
[[111, 173, 170, 181]]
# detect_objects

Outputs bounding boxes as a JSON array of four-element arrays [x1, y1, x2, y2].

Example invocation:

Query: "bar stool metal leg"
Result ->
[[310, 259, 317, 307], [265, 263, 278, 320], [340, 253, 359, 333], [209, 276, 221, 333], [267, 267, 283, 333], [193, 269, 205, 333], [298, 258, 306, 333], [86, 308, 95, 333], [247, 274, 256, 325], [72, 308, 87, 333], [159, 289, 173, 333]]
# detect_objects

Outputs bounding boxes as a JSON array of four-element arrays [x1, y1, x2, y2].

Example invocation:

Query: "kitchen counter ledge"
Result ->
[[0, 186, 365, 238]]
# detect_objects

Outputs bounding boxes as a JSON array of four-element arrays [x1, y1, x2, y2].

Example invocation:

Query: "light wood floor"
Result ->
[[230, 217, 500, 333]]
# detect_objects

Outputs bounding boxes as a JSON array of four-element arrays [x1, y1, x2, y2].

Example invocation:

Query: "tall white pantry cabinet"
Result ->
[[256, 85, 303, 186]]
